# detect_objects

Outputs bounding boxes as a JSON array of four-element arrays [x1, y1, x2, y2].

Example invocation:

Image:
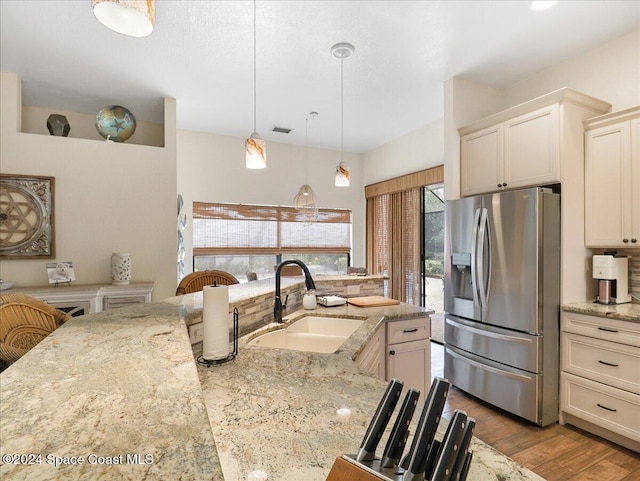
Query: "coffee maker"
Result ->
[[592, 254, 631, 304]]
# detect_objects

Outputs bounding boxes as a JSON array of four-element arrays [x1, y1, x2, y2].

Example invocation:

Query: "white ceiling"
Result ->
[[1, 1, 639, 153]]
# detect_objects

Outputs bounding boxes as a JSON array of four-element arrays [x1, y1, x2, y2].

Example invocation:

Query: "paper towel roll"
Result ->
[[202, 284, 230, 360]]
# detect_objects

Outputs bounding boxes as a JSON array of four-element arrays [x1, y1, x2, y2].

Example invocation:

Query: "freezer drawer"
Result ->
[[445, 315, 542, 373], [444, 345, 549, 425]]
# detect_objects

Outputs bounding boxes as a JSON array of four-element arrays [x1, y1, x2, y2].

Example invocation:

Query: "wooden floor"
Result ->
[[430, 342, 640, 481]]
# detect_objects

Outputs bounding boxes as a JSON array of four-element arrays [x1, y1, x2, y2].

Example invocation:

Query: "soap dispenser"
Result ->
[[303, 289, 317, 310]]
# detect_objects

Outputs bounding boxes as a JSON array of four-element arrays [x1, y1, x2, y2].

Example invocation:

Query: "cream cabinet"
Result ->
[[459, 88, 610, 197], [461, 105, 560, 196], [355, 323, 385, 380], [584, 107, 640, 248], [12, 283, 154, 317], [356, 316, 431, 399], [560, 310, 640, 452]]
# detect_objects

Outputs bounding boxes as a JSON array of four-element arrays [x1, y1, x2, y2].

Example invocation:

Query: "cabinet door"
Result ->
[[460, 125, 503, 196], [504, 104, 560, 189], [631, 118, 640, 245], [355, 326, 385, 379], [387, 339, 430, 400], [585, 121, 631, 247]]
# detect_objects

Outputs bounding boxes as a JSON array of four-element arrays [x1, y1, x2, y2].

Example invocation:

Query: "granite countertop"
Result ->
[[0, 302, 222, 481], [199, 303, 544, 481], [562, 301, 640, 323], [1, 294, 543, 481]]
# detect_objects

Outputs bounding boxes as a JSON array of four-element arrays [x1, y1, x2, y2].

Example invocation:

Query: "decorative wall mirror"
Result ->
[[0, 174, 55, 259]]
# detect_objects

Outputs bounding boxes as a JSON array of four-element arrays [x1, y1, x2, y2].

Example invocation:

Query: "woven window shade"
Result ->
[[193, 202, 351, 255], [366, 166, 443, 305]]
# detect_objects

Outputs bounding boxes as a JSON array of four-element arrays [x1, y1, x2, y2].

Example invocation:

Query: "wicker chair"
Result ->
[[0, 293, 71, 364], [176, 270, 239, 295]]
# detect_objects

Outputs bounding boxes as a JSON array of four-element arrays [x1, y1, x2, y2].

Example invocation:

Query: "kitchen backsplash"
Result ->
[[616, 249, 639, 303]]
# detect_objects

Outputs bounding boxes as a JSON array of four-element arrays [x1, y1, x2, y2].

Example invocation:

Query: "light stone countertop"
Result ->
[[0, 302, 222, 481], [562, 301, 640, 323], [1, 294, 544, 481]]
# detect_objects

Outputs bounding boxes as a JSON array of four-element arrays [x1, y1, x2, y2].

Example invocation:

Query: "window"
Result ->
[[365, 166, 444, 305], [192, 202, 351, 281]]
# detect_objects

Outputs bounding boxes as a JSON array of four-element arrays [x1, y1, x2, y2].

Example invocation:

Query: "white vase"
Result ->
[[111, 252, 132, 285]]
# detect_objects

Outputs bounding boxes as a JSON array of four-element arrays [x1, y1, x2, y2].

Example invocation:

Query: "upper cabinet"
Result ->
[[584, 107, 640, 248], [459, 88, 610, 197], [461, 105, 559, 196]]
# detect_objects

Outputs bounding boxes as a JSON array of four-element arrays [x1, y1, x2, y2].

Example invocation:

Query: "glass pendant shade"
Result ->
[[294, 184, 317, 208], [92, 0, 155, 37], [245, 132, 267, 169], [335, 161, 350, 187]]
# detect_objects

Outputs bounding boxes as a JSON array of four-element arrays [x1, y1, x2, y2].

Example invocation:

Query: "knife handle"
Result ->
[[450, 418, 475, 481], [458, 450, 473, 481], [400, 377, 450, 473], [356, 379, 404, 462], [430, 410, 468, 481], [380, 388, 420, 467]]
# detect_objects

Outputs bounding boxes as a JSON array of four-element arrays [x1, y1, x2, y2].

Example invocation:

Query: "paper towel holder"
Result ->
[[197, 307, 239, 367]]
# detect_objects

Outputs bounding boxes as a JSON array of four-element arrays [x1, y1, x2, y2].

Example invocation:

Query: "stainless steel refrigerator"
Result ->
[[444, 187, 560, 426]]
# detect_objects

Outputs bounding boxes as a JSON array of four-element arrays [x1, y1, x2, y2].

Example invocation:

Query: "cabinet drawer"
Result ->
[[561, 372, 640, 443], [386, 317, 429, 344], [562, 333, 640, 393], [561, 311, 640, 347], [103, 295, 147, 310]]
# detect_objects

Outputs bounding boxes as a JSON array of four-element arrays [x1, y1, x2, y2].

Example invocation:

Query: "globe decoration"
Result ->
[[95, 105, 136, 142]]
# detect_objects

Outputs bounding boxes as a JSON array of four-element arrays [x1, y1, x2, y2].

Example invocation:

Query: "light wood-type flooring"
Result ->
[[430, 341, 640, 481]]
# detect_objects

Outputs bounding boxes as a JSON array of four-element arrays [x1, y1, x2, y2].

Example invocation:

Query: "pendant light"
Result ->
[[92, 0, 155, 37], [294, 113, 319, 223], [332, 42, 354, 187], [245, 0, 267, 169]]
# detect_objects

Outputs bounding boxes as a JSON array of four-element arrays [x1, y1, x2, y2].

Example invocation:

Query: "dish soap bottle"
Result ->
[[303, 289, 317, 310]]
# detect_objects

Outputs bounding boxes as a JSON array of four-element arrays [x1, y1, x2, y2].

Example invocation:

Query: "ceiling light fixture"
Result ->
[[245, 0, 266, 169], [529, 1, 559, 11], [294, 113, 319, 223], [332, 42, 354, 187], [92, 0, 155, 37]]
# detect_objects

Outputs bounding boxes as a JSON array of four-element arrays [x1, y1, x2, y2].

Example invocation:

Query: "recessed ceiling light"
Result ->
[[530, 1, 559, 11]]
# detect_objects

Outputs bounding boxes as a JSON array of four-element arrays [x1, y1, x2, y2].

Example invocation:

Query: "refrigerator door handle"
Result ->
[[470, 208, 481, 310], [477, 207, 490, 310]]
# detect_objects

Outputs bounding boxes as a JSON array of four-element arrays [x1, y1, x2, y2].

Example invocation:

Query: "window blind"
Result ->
[[366, 166, 443, 305], [193, 202, 352, 255]]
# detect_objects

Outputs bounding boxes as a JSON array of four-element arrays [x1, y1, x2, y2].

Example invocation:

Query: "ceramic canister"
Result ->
[[111, 252, 132, 285]]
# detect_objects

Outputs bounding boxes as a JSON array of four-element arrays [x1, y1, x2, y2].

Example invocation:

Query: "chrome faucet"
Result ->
[[274, 259, 316, 323]]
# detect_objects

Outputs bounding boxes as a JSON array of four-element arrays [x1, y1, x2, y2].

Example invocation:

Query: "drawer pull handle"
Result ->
[[597, 327, 619, 333], [597, 403, 617, 413], [598, 360, 619, 367], [403, 328, 419, 334]]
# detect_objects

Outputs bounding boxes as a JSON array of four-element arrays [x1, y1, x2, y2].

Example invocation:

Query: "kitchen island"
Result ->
[[1, 284, 544, 481]]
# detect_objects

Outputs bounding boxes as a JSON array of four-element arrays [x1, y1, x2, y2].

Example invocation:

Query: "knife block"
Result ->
[[326, 455, 404, 481]]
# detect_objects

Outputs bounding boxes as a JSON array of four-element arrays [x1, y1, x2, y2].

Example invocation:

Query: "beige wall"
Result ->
[[177, 129, 366, 270], [0, 72, 177, 300], [362, 119, 445, 186]]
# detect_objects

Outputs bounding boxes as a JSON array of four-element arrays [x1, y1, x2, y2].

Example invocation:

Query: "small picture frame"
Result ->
[[46, 261, 76, 285]]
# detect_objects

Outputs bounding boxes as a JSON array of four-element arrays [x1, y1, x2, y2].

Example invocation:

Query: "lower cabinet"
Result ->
[[356, 316, 431, 400], [560, 310, 640, 452], [12, 283, 154, 316]]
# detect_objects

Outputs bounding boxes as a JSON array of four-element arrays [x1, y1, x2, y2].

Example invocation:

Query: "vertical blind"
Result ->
[[193, 202, 352, 255], [365, 166, 444, 305]]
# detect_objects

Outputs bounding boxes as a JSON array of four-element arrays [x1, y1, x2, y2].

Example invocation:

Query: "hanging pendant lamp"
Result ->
[[245, 1, 267, 169], [294, 114, 318, 223], [294, 114, 319, 223], [332, 42, 354, 187], [92, 0, 155, 37]]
